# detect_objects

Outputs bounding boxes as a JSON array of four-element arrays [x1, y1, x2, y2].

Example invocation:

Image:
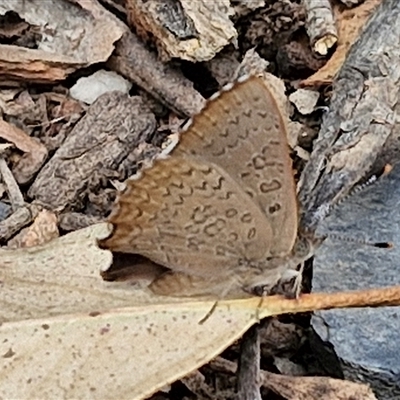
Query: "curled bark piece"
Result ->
[[304, 0, 338, 55]]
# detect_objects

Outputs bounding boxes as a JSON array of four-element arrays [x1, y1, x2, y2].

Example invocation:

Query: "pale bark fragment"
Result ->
[[7, 210, 59, 249], [339, 0, 366, 5], [304, 0, 338, 55], [0, 0, 126, 83], [126, 0, 237, 62]]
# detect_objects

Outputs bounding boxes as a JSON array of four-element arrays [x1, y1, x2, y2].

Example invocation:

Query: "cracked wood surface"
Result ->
[[28, 91, 156, 211], [299, 0, 400, 232]]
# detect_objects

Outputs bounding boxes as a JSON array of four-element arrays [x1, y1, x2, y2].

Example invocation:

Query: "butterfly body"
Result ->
[[99, 76, 308, 298]]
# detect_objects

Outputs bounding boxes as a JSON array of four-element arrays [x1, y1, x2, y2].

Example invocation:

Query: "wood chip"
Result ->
[[28, 92, 156, 211], [0, 0, 127, 82], [126, 0, 237, 62], [0, 119, 48, 184]]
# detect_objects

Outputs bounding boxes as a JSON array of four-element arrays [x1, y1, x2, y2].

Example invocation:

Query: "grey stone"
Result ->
[[312, 164, 400, 400], [0, 202, 11, 222]]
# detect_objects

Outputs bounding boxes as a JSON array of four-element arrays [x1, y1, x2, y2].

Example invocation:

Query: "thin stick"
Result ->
[[0, 155, 24, 210], [261, 285, 400, 318]]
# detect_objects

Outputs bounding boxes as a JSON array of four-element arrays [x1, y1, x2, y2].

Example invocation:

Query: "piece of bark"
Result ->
[[0, 0, 126, 83], [211, 358, 376, 400], [108, 32, 205, 117], [0, 119, 48, 184], [304, 0, 338, 55], [289, 89, 320, 115], [298, 0, 400, 232], [0, 205, 38, 242], [7, 210, 59, 249], [260, 371, 377, 400], [339, 0, 366, 6], [58, 212, 103, 232], [126, 0, 237, 62], [69, 70, 132, 105], [0, 154, 24, 210], [28, 92, 156, 211], [232, 0, 266, 17], [0, 89, 33, 118], [205, 49, 241, 86], [233, 48, 269, 80]]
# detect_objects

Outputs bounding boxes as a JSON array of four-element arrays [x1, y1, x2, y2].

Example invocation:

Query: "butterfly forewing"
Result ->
[[100, 76, 299, 296], [100, 156, 274, 279], [174, 77, 297, 256]]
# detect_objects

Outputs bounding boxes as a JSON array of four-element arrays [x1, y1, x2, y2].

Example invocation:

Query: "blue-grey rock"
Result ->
[[312, 164, 400, 400], [0, 202, 11, 222]]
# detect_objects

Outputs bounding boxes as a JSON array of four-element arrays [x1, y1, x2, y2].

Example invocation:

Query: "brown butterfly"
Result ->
[[98, 76, 314, 298]]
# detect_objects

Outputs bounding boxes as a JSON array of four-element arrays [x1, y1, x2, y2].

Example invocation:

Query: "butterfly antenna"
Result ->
[[318, 165, 395, 248], [323, 232, 393, 249], [312, 164, 392, 227]]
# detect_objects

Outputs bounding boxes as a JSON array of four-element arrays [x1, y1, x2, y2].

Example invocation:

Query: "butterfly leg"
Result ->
[[198, 301, 219, 325], [269, 268, 301, 298], [150, 271, 220, 324], [292, 262, 305, 298]]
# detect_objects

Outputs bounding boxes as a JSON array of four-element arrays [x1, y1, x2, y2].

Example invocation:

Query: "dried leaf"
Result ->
[[0, 223, 131, 322], [1, 223, 399, 399], [0, 299, 259, 399], [1, 288, 397, 399], [0, 223, 211, 322]]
